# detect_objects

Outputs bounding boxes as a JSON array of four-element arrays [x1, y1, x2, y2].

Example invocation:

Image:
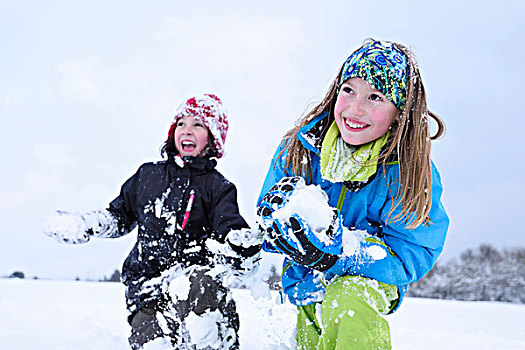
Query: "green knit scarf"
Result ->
[[320, 121, 389, 182]]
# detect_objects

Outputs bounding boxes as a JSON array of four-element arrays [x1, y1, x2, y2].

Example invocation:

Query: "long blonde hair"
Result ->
[[280, 40, 445, 229]]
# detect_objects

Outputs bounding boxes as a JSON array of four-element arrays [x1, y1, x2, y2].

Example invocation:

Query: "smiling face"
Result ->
[[334, 77, 399, 146], [173, 115, 210, 157]]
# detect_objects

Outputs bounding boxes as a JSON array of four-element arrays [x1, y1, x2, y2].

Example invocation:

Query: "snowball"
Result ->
[[185, 311, 222, 349], [273, 183, 335, 245], [167, 274, 191, 301], [341, 228, 366, 257], [43, 213, 85, 236], [366, 245, 387, 260]]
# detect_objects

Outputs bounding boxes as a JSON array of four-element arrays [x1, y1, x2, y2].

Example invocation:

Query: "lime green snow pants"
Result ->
[[296, 276, 398, 350]]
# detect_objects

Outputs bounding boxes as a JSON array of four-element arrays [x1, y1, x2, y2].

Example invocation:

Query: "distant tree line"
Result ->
[[407, 245, 525, 304], [4, 270, 121, 282], [9, 271, 25, 279], [101, 269, 121, 282]]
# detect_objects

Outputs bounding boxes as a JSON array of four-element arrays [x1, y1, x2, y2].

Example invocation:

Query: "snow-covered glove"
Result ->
[[43, 209, 118, 244], [267, 210, 343, 271], [225, 228, 263, 275], [257, 177, 304, 227], [226, 228, 263, 258], [256, 176, 304, 252], [206, 228, 262, 275]]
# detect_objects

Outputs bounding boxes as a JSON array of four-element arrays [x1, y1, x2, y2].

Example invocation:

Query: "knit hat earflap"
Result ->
[[167, 94, 229, 158], [338, 40, 408, 111]]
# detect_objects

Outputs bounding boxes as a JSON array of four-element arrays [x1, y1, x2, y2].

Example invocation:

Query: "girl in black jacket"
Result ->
[[44, 94, 261, 349]]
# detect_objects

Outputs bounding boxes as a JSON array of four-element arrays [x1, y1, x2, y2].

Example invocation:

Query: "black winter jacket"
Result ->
[[107, 154, 249, 311]]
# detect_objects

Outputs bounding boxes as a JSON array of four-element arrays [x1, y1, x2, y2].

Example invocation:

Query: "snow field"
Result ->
[[1, 279, 524, 349]]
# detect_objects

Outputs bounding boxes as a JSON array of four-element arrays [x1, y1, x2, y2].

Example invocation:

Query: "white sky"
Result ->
[[1, 0, 524, 279]]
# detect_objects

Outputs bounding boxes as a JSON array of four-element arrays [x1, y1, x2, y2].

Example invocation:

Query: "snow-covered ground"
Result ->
[[1, 279, 524, 349]]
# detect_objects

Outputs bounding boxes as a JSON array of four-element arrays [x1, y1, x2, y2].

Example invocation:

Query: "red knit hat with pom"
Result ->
[[166, 94, 229, 158]]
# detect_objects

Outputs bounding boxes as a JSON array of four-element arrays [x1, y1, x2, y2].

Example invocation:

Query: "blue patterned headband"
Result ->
[[338, 40, 408, 111]]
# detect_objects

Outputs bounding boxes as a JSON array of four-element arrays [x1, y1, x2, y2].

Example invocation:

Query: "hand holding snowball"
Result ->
[[43, 211, 93, 244], [43, 209, 117, 244], [257, 177, 344, 271]]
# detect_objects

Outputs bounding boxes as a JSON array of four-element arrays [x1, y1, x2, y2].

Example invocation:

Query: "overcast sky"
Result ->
[[1, 0, 524, 279]]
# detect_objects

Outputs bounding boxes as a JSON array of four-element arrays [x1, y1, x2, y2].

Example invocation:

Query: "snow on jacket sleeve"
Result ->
[[325, 162, 449, 289]]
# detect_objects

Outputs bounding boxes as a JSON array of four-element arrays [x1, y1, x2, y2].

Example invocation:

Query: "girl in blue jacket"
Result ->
[[257, 39, 449, 349]]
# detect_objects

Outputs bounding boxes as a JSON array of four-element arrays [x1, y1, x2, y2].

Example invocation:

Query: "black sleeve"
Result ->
[[107, 166, 141, 237], [209, 180, 249, 243]]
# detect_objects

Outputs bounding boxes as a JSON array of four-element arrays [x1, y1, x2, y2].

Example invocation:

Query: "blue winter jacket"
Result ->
[[257, 112, 449, 311]]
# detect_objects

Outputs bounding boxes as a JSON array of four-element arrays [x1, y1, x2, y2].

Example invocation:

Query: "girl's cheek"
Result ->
[[334, 93, 352, 114], [334, 100, 345, 117]]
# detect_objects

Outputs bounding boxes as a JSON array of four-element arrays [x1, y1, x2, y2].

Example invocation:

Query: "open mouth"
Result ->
[[181, 140, 197, 153], [343, 117, 370, 131]]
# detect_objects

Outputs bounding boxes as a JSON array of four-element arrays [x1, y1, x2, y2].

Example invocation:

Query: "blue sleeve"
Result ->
[[326, 162, 449, 287]]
